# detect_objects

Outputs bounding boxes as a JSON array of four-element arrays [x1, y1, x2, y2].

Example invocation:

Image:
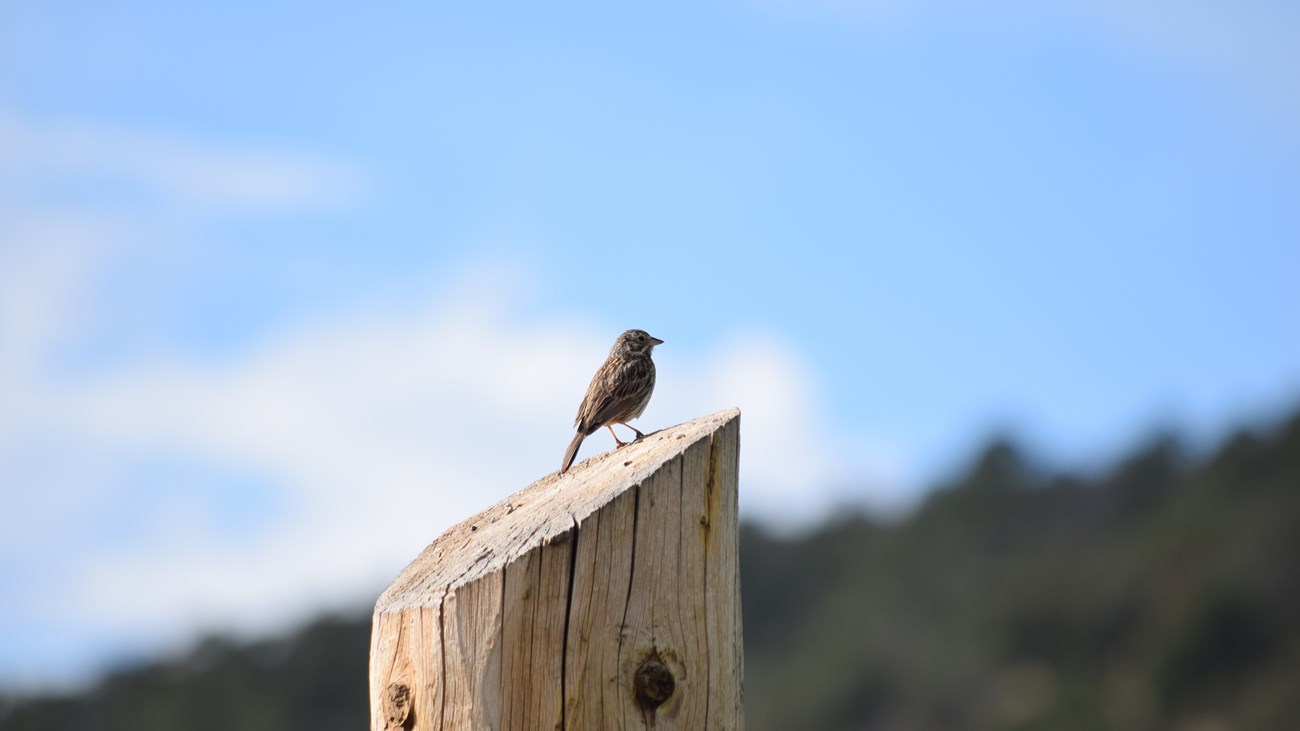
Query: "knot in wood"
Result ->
[[383, 682, 411, 729], [635, 657, 676, 711]]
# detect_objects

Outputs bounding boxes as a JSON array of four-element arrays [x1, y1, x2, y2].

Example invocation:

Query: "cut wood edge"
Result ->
[[376, 408, 741, 612]]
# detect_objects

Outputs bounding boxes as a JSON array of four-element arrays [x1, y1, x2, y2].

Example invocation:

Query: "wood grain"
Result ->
[[369, 408, 744, 730]]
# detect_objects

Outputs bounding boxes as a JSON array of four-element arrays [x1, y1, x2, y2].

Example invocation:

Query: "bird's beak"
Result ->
[[651, 336, 665, 345]]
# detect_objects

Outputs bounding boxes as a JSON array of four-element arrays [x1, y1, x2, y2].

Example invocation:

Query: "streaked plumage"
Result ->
[[560, 329, 663, 474]]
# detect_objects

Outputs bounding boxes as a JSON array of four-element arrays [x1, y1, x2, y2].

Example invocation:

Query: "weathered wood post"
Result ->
[[369, 409, 743, 730]]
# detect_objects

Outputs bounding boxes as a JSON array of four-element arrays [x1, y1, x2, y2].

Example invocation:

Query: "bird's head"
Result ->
[[614, 329, 664, 356]]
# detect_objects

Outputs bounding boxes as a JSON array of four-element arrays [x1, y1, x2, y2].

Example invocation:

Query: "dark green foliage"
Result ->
[[0, 617, 369, 731], [742, 412, 1300, 731], [3, 411, 1297, 731]]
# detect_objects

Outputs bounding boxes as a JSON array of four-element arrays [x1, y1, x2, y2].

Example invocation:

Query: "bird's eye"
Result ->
[[637, 334, 645, 342]]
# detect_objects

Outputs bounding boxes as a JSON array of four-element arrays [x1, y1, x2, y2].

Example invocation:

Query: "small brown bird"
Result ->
[[560, 329, 664, 474]]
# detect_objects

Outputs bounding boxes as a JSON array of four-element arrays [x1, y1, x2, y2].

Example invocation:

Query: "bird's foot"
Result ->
[[607, 424, 629, 448]]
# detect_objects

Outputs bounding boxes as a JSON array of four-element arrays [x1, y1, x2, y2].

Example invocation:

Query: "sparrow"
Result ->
[[560, 329, 663, 474]]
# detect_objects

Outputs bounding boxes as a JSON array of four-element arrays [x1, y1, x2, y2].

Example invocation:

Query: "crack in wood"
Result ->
[[559, 517, 579, 730], [617, 482, 642, 660]]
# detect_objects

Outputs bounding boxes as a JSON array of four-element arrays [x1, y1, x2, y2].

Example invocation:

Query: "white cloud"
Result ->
[[0, 113, 368, 687], [0, 242, 904, 687], [0, 109, 364, 211], [0, 226, 104, 376], [0, 112, 903, 688], [652, 333, 907, 524]]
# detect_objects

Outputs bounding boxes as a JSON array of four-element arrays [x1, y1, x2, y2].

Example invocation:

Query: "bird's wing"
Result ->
[[574, 357, 617, 430], [585, 358, 652, 429]]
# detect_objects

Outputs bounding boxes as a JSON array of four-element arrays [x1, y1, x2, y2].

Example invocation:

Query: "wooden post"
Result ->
[[369, 409, 744, 731]]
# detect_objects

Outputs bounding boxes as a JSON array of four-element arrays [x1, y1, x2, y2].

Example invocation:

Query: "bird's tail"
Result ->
[[561, 431, 586, 474]]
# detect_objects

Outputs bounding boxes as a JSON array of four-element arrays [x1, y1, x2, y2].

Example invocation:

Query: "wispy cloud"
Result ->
[[0, 114, 899, 687], [0, 249, 901, 687], [751, 0, 1300, 129], [1079, 0, 1300, 124], [0, 113, 371, 685], [0, 110, 365, 211]]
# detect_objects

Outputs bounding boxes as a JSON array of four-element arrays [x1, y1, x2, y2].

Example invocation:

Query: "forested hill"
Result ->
[[742, 409, 1300, 730], [4, 408, 1297, 731]]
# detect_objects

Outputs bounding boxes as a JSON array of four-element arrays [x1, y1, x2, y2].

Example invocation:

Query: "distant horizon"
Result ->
[[4, 394, 1298, 695], [7, 390, 1295, 731]]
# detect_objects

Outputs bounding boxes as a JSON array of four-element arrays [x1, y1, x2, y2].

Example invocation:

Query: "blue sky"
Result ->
[[2, 0, 1298, 689]]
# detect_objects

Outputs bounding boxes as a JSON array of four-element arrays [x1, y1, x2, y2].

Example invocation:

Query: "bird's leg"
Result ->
[[624, 424, 646, 440], [607, 424, 629, 448]]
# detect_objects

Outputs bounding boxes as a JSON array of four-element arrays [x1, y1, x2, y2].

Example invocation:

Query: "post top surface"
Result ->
[[375, 408, 740, 612]]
